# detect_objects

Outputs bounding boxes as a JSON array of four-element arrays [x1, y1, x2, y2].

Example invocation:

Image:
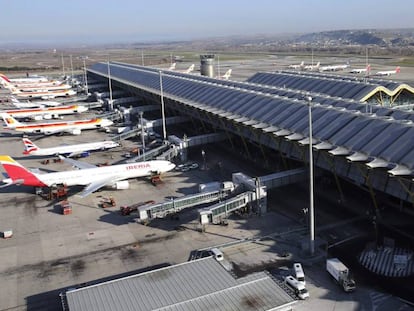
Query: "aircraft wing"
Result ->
[[66, 151, 84, 158], [78, 175, 122, 198], [59, 156, 97, 169]]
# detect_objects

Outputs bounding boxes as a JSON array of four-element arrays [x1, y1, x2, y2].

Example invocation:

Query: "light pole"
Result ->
[[159, 71, 167, 141], [307, 95, 315, 256], [61, 53, 65, 77], [69, 54, 74, 82], [140, 111, 145, 161], [201, 149, 206, 170], [82, 56, 89, 95], [107, 58, 113, 111]]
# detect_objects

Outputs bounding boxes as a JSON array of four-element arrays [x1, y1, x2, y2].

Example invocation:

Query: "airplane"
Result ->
[[0, 73, 48, 84], [0, 155, 175, 197], [0, 74, 64, 89], [2, 104, 88, 121], [9, 96, 62, 108], [374, 66, 401, 76], [288, 61, 304, 70], [319, 62, 350, 72], [22, 138, 119, 157], [1, 78, 72, 92], [178, 64, 195, 74], [10, 87, 76, 99], [303, 62, 320, 71], [216, 69, 232, 80], [349, 64, 371, 74], [168, 63, 176, 70], [1, 113, 113, 135]]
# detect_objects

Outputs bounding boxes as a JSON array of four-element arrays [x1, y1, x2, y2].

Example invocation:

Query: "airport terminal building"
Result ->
[[87, 62, 414, 213]]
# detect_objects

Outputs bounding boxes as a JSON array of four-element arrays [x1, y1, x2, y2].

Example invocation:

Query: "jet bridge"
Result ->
[[137, 184, 234, 223], [199, 168, 307, 225]]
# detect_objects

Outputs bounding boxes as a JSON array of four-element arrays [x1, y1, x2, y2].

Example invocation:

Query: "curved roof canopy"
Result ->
[[89, 62, 414, 176]]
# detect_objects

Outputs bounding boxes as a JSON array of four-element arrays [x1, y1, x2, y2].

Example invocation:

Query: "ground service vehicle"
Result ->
[[293, 262, 306, 284], [326, 258, 356, 292], [210, 248, 224, 261], [284, 275, 309, 300]]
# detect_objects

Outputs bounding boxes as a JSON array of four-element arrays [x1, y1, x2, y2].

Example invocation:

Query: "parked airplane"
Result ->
[[288, 61, 304, 70], [2, 104, 88, 120], [0, 73, 48, 84], [319, 62, 350, 72], [22, 138, 119, 157], [304, 62, 320, 71], [350, 65, 371, 74], [9, 96, 62, 108], [10, 88, 76, 99], [179, 64, 195, 74], [374, 66, 401, 76], [0, 74, 64, 89], [1, 113, 113, 135], [6, 82, 72, 92], [0, 155, 175, 197], [216, 69, 232, 80]]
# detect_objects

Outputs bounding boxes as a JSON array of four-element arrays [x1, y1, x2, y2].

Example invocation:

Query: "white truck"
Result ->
[[326, 258, 356, 292], [284, 275, 309, 300]]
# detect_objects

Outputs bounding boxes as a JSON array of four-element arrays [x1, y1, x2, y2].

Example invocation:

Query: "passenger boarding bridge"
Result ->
[[87, 62, 414, 209]]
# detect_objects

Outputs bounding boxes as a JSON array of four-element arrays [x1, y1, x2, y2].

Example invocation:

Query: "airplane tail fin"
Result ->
[[0, 73, 11, 82], [9, 95, 19, 103], [396, 66, 401, 74], [316, 62, 320, 67], [223, 69, 232, 79], [168, 63, 176, 70], [1, 113, 24, 129], [186, 64, 195, 73], [0, 74, 11, 87], [22, 138, 39, 155], [0, 155, 43, 186]]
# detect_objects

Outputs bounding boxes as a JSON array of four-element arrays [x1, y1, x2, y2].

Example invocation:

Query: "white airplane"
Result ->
[[304, 62, 320, 71], [2, 104, 88, 121], [0, 73, 48, 84], [288, 61, 304, 70], [22, 138, 119, 157], [168, 63, 176, 70], [1, 113, 113, 135], [319, 62, 350, 72], [0, 74, 64, 88], [349, 64, 371, 74], [7, 83, 72, 92], [9, 96, 62, 108], [374, 66, 401, 76], [179, 64, 195, 74], [10, 87, 76, 99], [216, 69, 232, 80], [0, 155, 175, 197]]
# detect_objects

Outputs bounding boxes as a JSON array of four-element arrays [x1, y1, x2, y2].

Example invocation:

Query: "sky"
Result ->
[[1, 0, 413, 45]]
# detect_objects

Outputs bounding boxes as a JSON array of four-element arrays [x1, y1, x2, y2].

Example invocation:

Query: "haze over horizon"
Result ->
[[1, 0, 413, 46]]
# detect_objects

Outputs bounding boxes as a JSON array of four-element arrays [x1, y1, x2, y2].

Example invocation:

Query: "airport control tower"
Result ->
[[200, 55, 215, 77]]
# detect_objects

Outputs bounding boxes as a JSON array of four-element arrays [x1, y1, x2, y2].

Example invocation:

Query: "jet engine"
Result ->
[[70, 129, 82, 135], [112, 181, 129, 190]]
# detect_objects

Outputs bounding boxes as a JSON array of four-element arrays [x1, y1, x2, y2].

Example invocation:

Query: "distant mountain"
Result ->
[[292, 29, 414, 47]]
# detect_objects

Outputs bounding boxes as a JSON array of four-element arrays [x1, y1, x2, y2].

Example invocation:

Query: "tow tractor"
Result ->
[[120, 200, 155, 216]]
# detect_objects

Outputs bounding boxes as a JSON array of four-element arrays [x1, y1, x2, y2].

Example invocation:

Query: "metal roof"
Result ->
[[247, 71, 414, 102], [66, 257, 295, 311], [88, 62, 414, 175]]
